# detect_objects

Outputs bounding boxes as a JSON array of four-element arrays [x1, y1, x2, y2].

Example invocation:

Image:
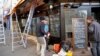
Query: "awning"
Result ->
[[9, 0, 44, 15]]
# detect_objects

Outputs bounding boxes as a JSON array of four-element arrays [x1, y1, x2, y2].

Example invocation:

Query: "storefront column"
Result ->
[[60, 3, 65, 41]]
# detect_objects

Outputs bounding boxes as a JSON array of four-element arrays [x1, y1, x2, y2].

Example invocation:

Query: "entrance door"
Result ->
[[48, 7, 61, 44]]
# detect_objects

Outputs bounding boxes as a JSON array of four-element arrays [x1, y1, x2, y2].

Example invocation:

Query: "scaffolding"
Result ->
[[10, 12, 25, 51], [10, 4, 35, 51], [22, 5, 35, 47]]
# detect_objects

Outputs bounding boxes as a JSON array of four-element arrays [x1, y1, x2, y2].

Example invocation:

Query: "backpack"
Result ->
[[44, 24, 49, 33]]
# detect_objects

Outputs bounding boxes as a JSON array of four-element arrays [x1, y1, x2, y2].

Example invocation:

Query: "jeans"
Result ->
[[37, 37, 46, 56], [45, 37, 49, 50], [91, 42, 100, 56]]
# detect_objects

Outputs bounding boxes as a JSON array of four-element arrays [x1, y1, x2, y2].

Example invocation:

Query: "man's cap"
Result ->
[[40, 17, 45, 20], [87, 16, 95, 21]]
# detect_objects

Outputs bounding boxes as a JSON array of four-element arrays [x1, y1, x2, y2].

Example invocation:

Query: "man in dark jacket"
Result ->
[[87, 16, 100, 56], [36, 17, 49, 56]]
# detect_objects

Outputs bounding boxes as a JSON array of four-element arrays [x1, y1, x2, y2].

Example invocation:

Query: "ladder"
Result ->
[[10, 12, 26, 51], [22, 5, 35, 47], [0, 1, 6, 45], [0, 18, 6, 45]]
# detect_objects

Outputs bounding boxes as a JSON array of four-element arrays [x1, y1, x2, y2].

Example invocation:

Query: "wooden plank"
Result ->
[[21, 0, 44, 13], [9, 0, 44, 15], [9, 0, 25, 14]]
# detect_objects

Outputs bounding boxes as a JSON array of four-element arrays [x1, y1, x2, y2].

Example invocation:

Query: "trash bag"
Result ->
[[62, 43, 69, 52], [66, 50, 73, 56], [61, 41, 71, 52]]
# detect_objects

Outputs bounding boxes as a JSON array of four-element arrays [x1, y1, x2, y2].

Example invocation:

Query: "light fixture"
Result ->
[[50, 5, 53, 9], [82, 3, 90, 5], [90, 3, 100, 5], [69, 2, 73, 5]]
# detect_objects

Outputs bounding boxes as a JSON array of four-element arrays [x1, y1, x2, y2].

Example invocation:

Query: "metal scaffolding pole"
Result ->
[[10, 12, 26, 51], [22, 4, 35, 47]]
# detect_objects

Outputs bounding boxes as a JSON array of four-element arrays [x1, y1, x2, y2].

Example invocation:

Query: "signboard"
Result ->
[[72, 18, 87, 49]]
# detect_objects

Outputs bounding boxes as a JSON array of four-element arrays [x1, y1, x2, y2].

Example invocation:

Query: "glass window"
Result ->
[[49, 14, 60, 37]]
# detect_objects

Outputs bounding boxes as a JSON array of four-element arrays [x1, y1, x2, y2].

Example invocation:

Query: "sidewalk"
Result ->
[[73, 49, 92, 56], [0, 30, 92, 56], [0, 30, 37, 56]]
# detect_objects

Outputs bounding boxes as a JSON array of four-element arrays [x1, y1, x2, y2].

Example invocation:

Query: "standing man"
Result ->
[[87, 16, 100, 56], [36, 17, 49, 56]]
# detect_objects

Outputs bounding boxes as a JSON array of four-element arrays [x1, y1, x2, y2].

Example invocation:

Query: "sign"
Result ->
[[72, 18, 87, 49]]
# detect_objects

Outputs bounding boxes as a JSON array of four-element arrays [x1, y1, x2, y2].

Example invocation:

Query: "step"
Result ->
[[0, 31, 4, 33], [0, 34, 4, 35], [0, 42, 5, 43], [0, 28, 4, 29], [0, 38, 5, 39]]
